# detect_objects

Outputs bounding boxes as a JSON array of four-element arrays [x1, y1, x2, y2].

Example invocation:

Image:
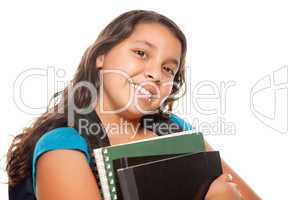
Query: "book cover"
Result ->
[[113, 153, 186, 200], [117, 151, 222, 200]]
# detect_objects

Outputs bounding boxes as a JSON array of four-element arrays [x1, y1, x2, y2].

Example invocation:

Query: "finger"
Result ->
[[226, 174, 233, 182], [217, 173, 233, 182]]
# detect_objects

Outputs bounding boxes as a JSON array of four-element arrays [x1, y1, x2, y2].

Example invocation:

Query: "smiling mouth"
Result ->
[[128, 81, 157, 102]]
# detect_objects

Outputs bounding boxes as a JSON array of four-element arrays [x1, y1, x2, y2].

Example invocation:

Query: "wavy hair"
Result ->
[[6, 9, 187, 187]]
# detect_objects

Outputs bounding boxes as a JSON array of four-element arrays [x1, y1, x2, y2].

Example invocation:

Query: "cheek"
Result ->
[[160, 83, 174, 98], [99, 69, 129, 93], [103, 46, 131, 66], [102, 51, 139, 78]]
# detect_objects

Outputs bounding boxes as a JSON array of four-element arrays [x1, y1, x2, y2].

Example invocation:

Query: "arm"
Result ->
[[205, 140, 262, 200], [35, 149, 102, 200]]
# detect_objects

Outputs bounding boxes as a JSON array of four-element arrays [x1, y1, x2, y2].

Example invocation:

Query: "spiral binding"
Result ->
[[103, 148, 118, 200]]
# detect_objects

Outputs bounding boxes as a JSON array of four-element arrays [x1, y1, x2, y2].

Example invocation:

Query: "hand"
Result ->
[[205, 174, 243, 200]]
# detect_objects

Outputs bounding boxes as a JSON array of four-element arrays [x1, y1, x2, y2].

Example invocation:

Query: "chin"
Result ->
[[131, 104, 158, 115], [115, 95, 161, 118], [124, 102, 158, 118]]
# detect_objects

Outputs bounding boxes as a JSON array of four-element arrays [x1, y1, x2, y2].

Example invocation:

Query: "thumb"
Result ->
[[218, 173, 233, 182]]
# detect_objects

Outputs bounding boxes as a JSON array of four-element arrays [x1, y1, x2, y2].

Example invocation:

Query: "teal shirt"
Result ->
[[31, 114, 193, 195]]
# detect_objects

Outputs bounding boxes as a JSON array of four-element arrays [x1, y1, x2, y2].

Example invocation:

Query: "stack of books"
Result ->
[[93, 130, 222, 200]]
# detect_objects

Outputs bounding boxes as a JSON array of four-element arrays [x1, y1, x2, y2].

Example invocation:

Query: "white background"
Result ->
[[0, 0, 299, 199]]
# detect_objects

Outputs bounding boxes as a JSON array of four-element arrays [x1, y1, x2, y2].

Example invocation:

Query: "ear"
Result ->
[[96, 55, 105, 69]]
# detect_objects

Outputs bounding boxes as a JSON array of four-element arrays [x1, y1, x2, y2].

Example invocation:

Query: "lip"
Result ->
[[131, 83, 152, 98], [128, 81, 159, 100]]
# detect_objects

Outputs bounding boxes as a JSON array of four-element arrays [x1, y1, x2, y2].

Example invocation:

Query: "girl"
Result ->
[[6, 10, 261, 200]]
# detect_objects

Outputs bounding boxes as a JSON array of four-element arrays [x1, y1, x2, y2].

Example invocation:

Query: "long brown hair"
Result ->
[[6, 9, 187, 187]]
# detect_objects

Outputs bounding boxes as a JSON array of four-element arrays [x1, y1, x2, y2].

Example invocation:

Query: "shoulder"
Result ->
[[168, 113, 194, 131], [33, 127, 91, 163], [32, 127, 92, 195], [34, 148, 101, 200]]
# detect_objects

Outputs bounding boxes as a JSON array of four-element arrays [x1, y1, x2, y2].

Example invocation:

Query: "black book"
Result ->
[[113, 153, 186, 200], [117, 151, 222, 200]]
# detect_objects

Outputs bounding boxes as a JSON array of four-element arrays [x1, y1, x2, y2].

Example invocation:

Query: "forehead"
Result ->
[[125, 23, 182, 58]]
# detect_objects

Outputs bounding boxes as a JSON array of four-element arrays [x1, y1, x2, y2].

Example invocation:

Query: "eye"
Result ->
[[163, 66, 175, 76], [134, 50, 147, 59]]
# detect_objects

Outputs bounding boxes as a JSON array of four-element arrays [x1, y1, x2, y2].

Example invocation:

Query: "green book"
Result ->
[[93, 130, 205, 200]]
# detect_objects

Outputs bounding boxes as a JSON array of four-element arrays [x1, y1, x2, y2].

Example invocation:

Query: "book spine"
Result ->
[[117, 168, 139, 200], [93, 148, 112, 200]]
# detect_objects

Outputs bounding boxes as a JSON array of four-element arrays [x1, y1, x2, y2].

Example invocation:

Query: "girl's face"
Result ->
[[96, 22, 182, 119]]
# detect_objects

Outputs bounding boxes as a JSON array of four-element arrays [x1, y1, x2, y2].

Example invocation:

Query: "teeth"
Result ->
[[131, 83, 152, 99], [140, 87, 151, 96]]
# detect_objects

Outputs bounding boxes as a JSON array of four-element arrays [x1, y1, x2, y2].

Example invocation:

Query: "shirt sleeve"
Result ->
[[168, 114, 194, 131], [31, 127, 91, 195]]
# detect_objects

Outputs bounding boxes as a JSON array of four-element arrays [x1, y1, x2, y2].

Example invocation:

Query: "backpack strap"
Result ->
[[9, 176, 36, 200]]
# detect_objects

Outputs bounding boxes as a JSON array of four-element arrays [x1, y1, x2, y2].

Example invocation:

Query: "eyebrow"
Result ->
[[134, 40, 157, 49], [134, 40, 180, 67], [164, 58, 179, 68]]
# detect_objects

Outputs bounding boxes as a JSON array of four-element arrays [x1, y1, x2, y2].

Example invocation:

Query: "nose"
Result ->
[[144, 63, 161, 84]]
